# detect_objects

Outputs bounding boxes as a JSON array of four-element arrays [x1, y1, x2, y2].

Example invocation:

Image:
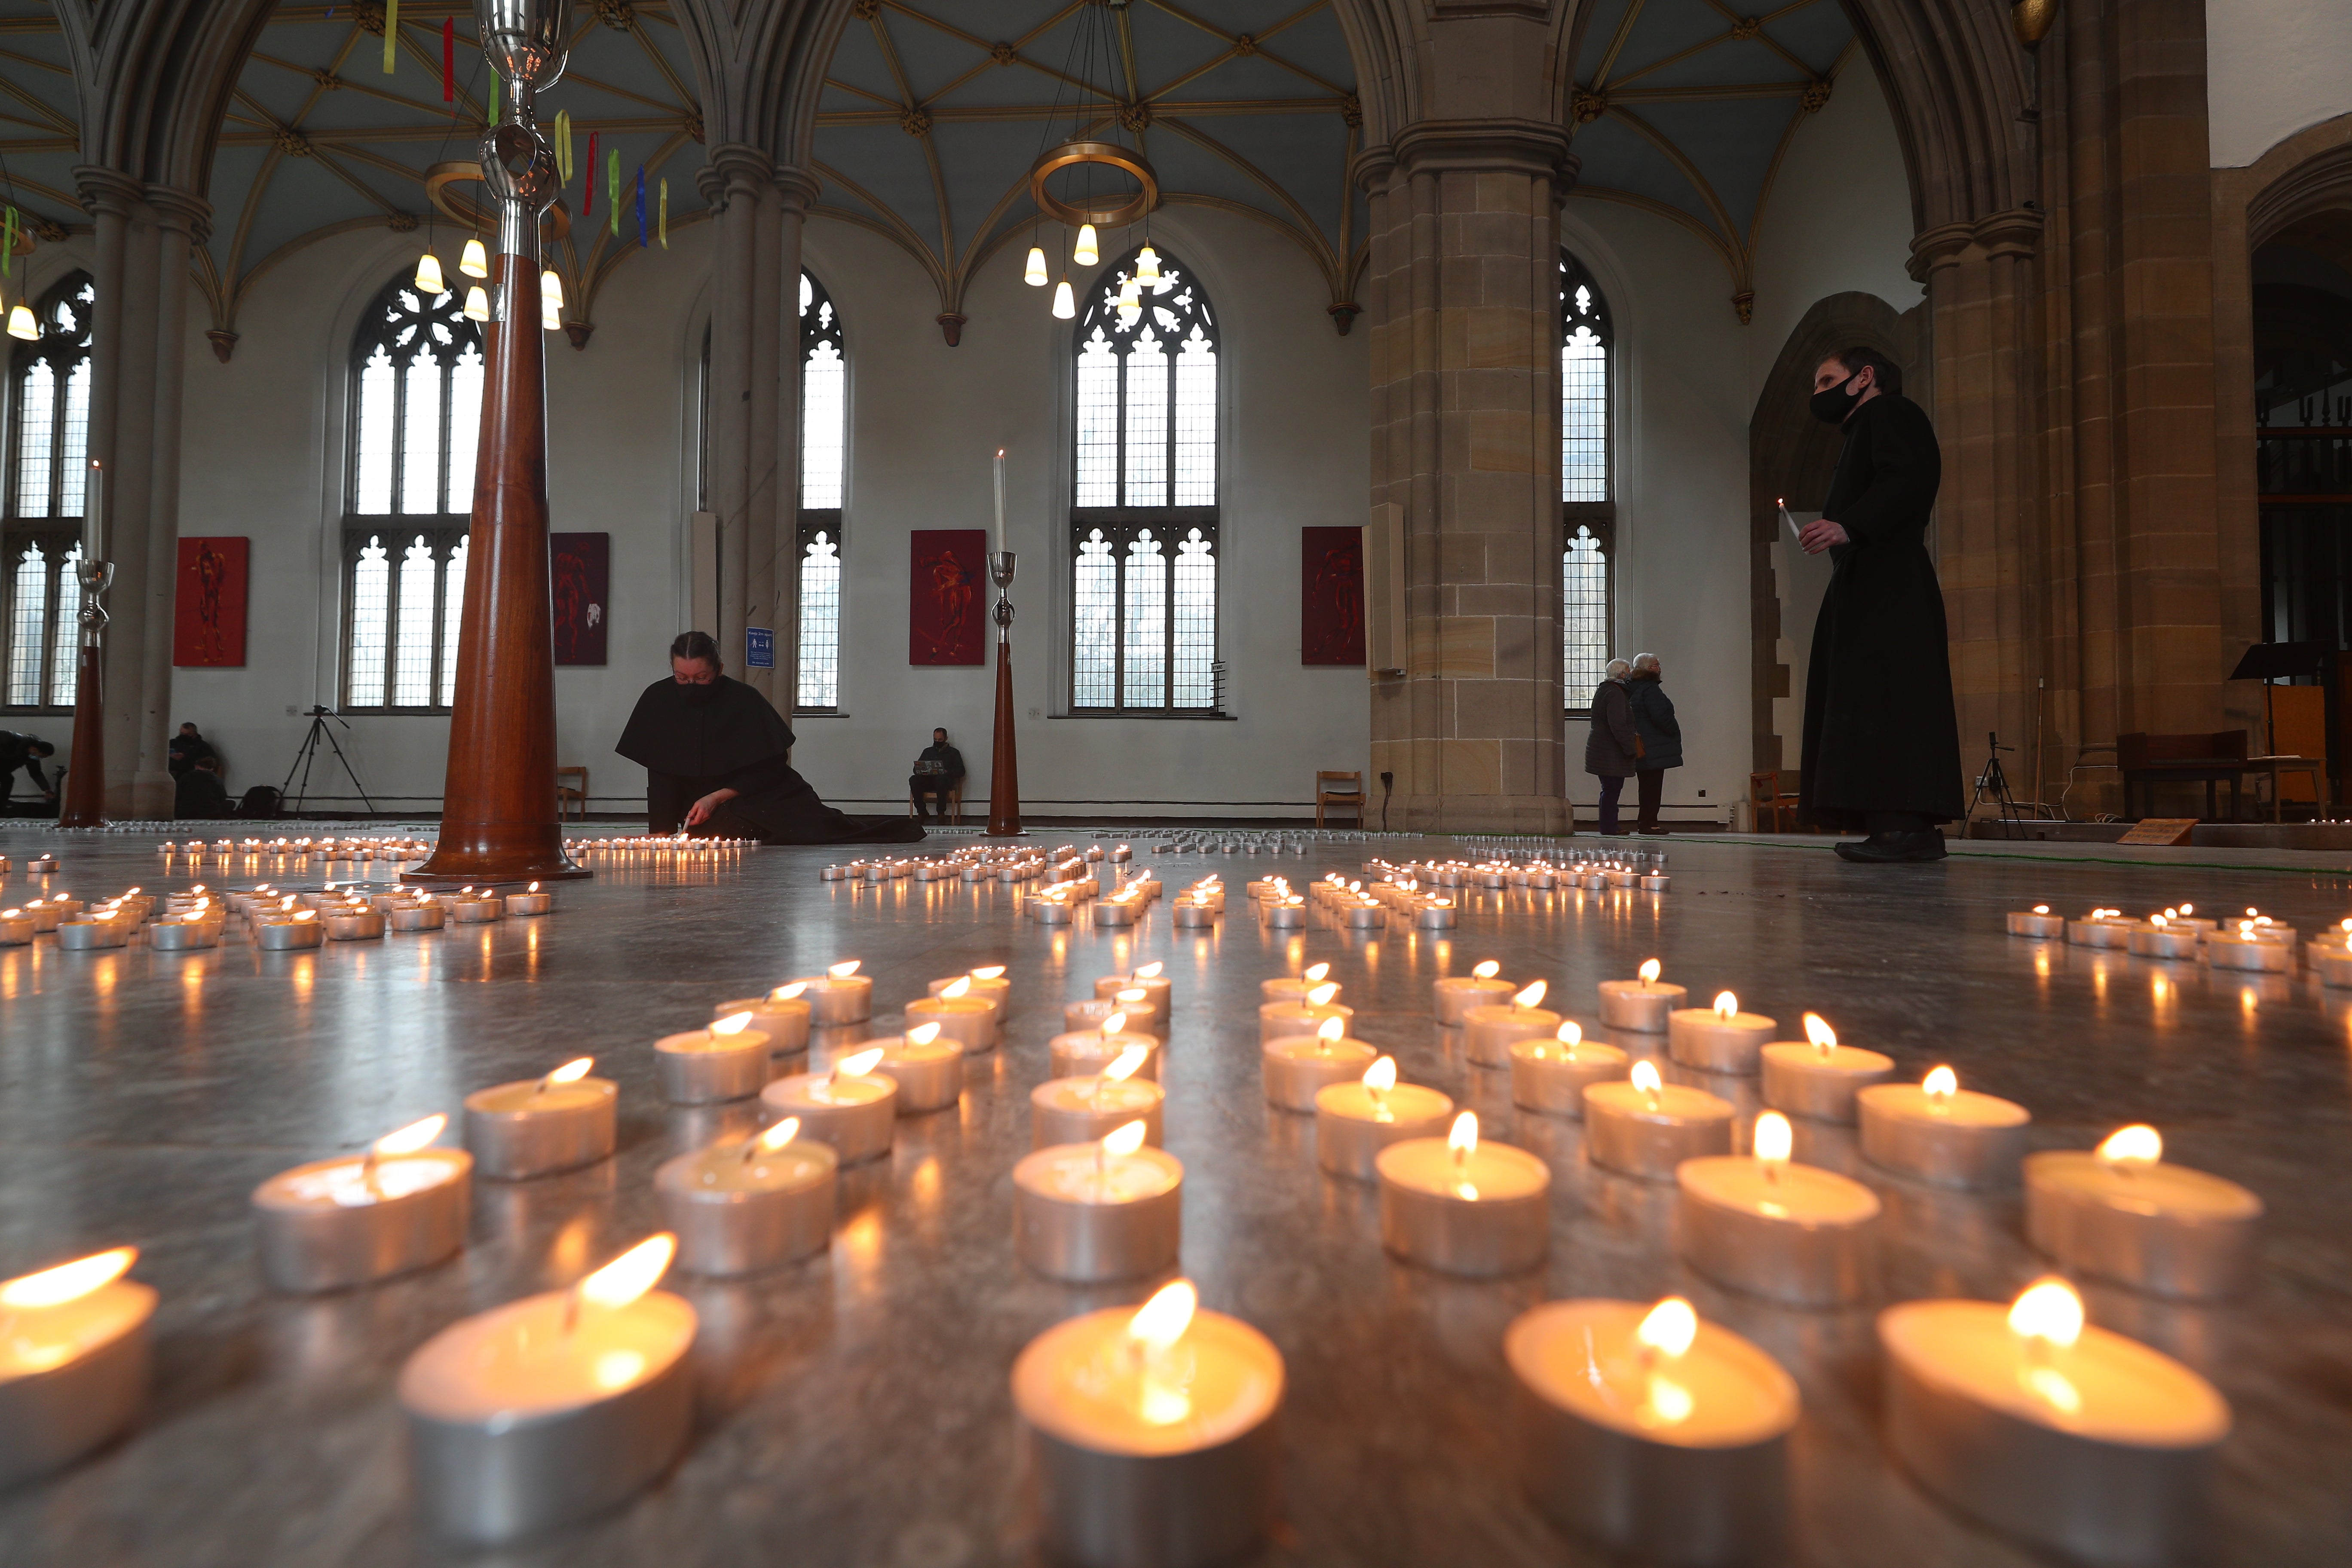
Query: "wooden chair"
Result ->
[[910, 781, 962, 826], [554, 766, 588, 821], [1315, 770, 1364, 827], [2116, 732, 2247, 821], [1749, 771, 1802, 833]]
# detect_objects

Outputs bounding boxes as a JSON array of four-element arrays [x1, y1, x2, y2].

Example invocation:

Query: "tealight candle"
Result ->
[[1260, 962, 1333, 1005], [1415, 897, 1457, 929], [0, 908, 33, 945], [2205, 919, 2291, 973], [450, 890, 503, 924], [1376, 1112, 1550, 1276], [1011, 1281, 1283, 1568], [400, 1235, 695, 1544], [1092, 892, 1140, 927], [2065, 908, 2132, 948], [389, 898, 446, 931], [871, 1022, 965, 1114], [1507, 1296, 1798, 1566], [1050, 1015, 1163, 1083], [2125, 913, 2199, 961], [1088, 983, 1163, 1035], [1583, 1061, 1735, 1181], [1261, 1017, 1378, 1111], [1259, 982, 1350, 1045], [1261, 894, 1307, 929], [1032, 1046, 1165, 1148], [1433, 959, 1512, 1024], [656, 1120, 837, 1276], [252, 1115, 471, 1292], [1014, 1121, 1184, 1283], [905, 976, 999, 1052], [2007, 903, 2066, 938], [55, 917, 129, 951], [1462, 980, 1562, 1067], [793, 960, 873, 1024], [504, 882, 553, 916], [463, 1057, 617, 1179], [1879, 1279, 2228, 1567], [1063, 996, 1122, 1032], [1096, 963, 1172, 1030], [1508, 1023, 1627, 1117], [655, 1011, 773, 1104], [2023, 1125, 2262, 1300], [928, 965, 1009, 1011], [1858, 1066, 2029, 1190], [1676, 1113, 1879, 1306], [0, 1248, 155, 1489], [715, 982, 813, 1055], [1758, 1012, 1894, 1123], [1598, 959, 1686, 1032], [1314, 1057, 1455, 1181], [1667, 991, 1778, 1075]]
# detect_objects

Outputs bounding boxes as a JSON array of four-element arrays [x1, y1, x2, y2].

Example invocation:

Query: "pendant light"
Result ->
[[1051, 279, 1075, 320], [1072, 224, 1099, 266], [540, 269, 563, 331], [1024, 246, 1049, 286], [459, 236, 489, 279], [1116, 272, 1142, 327], [5, 301, 34, 340], [463, 285, 490, 322], [1134, 244, 1161, 286], [414, 251, 447, 295]]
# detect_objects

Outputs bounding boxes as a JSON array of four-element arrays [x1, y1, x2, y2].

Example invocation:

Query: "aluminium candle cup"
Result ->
[[1462, 1003, 1564, 1068], [655, 1139, 837, 1277], [1433, 974, 1513, 1024], [450, 898, 502, 925], [1598, 978, 1687, 1032], [504, 891, 552, 916], [928, 974, 1013, 1012], [1509, 1037, 1629, 1117], [55, 918, 129, 950], [23, 903, 67, 931], [1034, 899, 1075, 926], [1583, 1080, 1736, 1182], [1416, 902, 1458, 930], [0, 1277, 157, 1491], [0, 913, 36, 944], [1258, 999, 1351, 1046], [2205, 932, 2291, 973], [1087, 991, 1164, 1036], [1095, 974, 1174, 1021], [1012, 1142, 1184, 1283], [1507, 1299, 1797, 1568], [1667, 1008, 1779, 1075], [759, 1071, 899, 1163], [1341, 903, 1385, 930], [462, 1077, 619, 1179], [1031, 1077, 1167, 1149], [325, 910, 386, 942], [1012, 1306, 1283, 1568], [2126, 925, 2200, 961], [2313, 948, 2352, 989], [1639, 873, 1670, 893], [1091, 900, 1139, 928], [1375, 1138, 1551, 1276], [1173, 901, 1216, 928], [1676, 1156, 1880, 1307], [655, 1026, 776, 1105], [2023, 1152, 2263, 1300], [2067, 917, 2133, 949], [1758, 1042, 1896, 1123], [1312, 1081, 1455, 1181], [251, 1148, 474, 1292], [870, 1032, 967, 1114], [399, 1288, 697, 1547], [715, 996, 812, 1055], [795, 974, 873, 1025], [1260, 975, 1339, 1006], [2008, 910, 2068, 938], [1261, 901, 1307, 930], [1877, 1300, 2229, 1568], [904, 994, 999, 1053], [255, 919, 325, 951], [1050, 1030, 1162, 1084], [1064, 998, 1123, 1032], [1857, 1084, 2030, 1190], [1261, 1035, 1378, 1112], [389, 903, 446, 931]]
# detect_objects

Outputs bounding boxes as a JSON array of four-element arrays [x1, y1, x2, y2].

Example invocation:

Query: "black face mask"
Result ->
[[1810, 374, 1859, 425]]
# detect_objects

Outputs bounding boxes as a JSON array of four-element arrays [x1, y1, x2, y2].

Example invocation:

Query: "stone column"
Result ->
[[696, 144, 776, 699], [1362, 119, 1574, 835]]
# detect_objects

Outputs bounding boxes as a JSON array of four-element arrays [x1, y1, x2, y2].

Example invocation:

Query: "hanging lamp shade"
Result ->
[[415, 251, 447, 295], [539, 270, 563, 331], [1051, 280, 1075, 320], [1024, 246, 1049, 287], [1117, 274, 1141, 308], [5, 303, 34, 341], [462, 285, 490, 322], [1072, 224, 1099, 266], [459, 237, 490, 279], [1134, 245, 1161, 285]]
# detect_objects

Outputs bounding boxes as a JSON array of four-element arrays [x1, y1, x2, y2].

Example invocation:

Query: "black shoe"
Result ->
[[1834, 830, 1947, 864], [1635, 826, 1670, 836]]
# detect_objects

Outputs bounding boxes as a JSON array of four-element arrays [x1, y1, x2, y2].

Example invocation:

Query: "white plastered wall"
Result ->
[[2207, 0, 2352, 168]]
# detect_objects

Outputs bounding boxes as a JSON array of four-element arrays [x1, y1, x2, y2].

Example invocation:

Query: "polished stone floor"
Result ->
[[1, 829, 2349, 1568]]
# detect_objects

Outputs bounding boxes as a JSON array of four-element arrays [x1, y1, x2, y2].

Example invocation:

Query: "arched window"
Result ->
[[1070, 247, 1220, 712], [796, 271, 846, 712], [3, 273, 93, 712], [342, 275, 483, 711], [1559, 250, 1614, 713]]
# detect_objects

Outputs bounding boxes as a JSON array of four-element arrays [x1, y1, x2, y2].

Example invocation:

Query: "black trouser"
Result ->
[[910, 777, 956, 818], [1635, 768, 1666, 830]]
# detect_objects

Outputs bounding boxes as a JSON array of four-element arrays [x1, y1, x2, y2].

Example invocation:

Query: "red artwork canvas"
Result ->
[[172, 536, 248, 667], [910, 528, 986, 665], [551, 532, 609, 665], [1301, 526, 1365, 665]]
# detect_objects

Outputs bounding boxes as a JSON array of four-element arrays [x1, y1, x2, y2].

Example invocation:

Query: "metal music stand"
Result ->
[[2228, 641, 2333, 813]]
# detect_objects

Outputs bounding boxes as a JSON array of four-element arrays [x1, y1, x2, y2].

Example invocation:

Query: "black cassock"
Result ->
[[1799, 393, 1965, 828], [616, 676, 924, 845]]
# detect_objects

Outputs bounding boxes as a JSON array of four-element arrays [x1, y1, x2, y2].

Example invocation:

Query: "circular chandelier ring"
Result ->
[[425, 161, 573, 241], [1027, 140, 1160, 230]]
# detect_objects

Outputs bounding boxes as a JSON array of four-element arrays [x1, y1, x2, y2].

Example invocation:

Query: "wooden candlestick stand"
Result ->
[[986, 550, 1024, 837], [56, 559, 112, 827]]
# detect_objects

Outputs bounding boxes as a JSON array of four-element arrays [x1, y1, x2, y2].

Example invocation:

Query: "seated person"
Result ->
[[175, 756, 234, 818], [910, 728, 965, 819], [0, 730, 55, 805], [616, 631, 925, 845], [168, 722, 217, 780]]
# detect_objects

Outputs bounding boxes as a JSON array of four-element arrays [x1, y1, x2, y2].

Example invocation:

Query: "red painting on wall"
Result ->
[[172, 536, 248, 667], [910, 528, 987, 665], [1301, 526, 1365, 665], [551, 532, 609, 665]]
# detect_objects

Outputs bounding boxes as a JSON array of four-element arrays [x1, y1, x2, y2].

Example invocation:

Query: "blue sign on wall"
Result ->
[[746, 627, 775, 669]]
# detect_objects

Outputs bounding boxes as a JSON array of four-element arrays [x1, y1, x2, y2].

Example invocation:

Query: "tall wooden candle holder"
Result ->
[[987, 551, 1025, 837]]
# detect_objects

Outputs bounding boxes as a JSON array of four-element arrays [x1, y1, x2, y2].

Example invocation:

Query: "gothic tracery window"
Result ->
[[3, 273, 94, 712], [797, 270, 846, 711], [1559, 250, 1615, 713]]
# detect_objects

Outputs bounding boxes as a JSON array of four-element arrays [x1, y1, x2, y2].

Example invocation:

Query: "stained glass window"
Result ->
[[796, 271, 847, 712], [1559, 251, 1615, 715], [796, 530, 841, 710], [1069, 248, 1220, 712], [3, 274, 96, 712]]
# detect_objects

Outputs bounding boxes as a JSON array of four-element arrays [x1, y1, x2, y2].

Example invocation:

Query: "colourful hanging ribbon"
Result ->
[[3, 209, 15, 279], [607, 149, 620, 237], [441, 17, 453, 102], [554, 112, 573, 184], [383, 0, 398, 74], [584, 132, 597, 217], [658, 177, 668, 249], [635, 165, 646, 248]]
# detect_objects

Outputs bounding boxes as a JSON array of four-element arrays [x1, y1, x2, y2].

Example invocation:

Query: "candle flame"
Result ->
[[836, 1047, 886, 1078], [906, 1023, 945, 1047], [1803, 1012, 1837, 1052], [972, 965, 1007, 980], [1472, 959, 1501, 980], [578, 1234, 676, 1312], [545, 1057, 595, 1088], [1631, 1060, 1663, 1097], [1308, 983, 1340, 1007], [1513, 980, 1548, 1010], [2096, 1124, 2162, 1165], [1636, 1296, 1698, 1360], [942, 976, 973, 999], [1753, 1111, 1792, 1167], [529, 882, 541, 893], [1638, 959, 1662, 984], [1448, 1110, 1479, 1159], [1303, 962, 1331, 983], [1129, 1279, 1196, 1350], [1135, 961, 1164, 980], [2008, 1277, 2085, 1350], [759, 1118, 801, 1151], [2033, 904, 2049, 915], [1105, 1044, 1151, 1082], [771, 981, 809, 1001], [1102, 1011, 1129, 1036], [1713, 990, 1738, 1020], [1556, 1020, 1583, 1048], [373, 1114, 447, 1158], [2149, 914, 2167, 929], [1922, 1065, 1958, 1100], [1102, 1120, 1148, 1158], [1363, 1056, 1396, 1093], [710, 1011, 755, 1036], [829, 960, 862, 979], [0, 1246, 137, 1310], [1317, 1016, 1346, 1041], [1117, 987, 1147, 1004], [2179, 903, 2194, 916]]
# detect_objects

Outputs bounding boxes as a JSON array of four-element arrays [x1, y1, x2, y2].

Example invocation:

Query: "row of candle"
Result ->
[[0, 880, 554, 951], [2012, 899, 2352, 984], [157, 835, 432, 864], [564, 834, 754, 856]]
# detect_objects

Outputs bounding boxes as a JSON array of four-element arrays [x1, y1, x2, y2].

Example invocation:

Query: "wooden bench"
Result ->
[[2116, 732, 2247, 822]]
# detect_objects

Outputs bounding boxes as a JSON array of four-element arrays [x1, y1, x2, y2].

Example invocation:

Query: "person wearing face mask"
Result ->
[[1794, 347, 1962, 863]]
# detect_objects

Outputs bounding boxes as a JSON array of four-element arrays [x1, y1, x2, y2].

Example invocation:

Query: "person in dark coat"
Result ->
[[616, 631, 925, 845], [909, 728, 965, 820], [168, 723, 217, 780], [1626, 654, 1682, 835], [1583, 660, 1639, 835], [0, 731, 55, 805], [175, 756, 233, 818], [1795, 346, 1963, 863]]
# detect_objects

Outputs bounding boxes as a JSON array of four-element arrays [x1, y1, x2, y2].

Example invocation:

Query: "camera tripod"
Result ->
[[1970, 730, 2022, 840], [280, 706, 375, 816]]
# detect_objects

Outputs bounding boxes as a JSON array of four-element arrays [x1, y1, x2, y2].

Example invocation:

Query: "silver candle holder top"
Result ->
[[989, 551, 1016, 644]]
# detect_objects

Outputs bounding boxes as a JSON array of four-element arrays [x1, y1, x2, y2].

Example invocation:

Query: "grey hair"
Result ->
[[1632, 652, 1660, 672], [1605, 658, 1632, 678]]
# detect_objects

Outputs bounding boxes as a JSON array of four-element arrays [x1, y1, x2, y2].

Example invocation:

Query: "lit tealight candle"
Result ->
[[1090, 981, 1164, 1035], [1433, 958, 1512, 1024], [793, 959, 873, 1024], [463, 1057, 618, 1179], [400, 1235, 696, 1544], [1598, 959, 1687, 1032], [1509, 1022, 1629, 1118], [654, 1010, 774, 1105], [1507, 1295, 1798, 1564], [1259, 981, 1351, 1046], [714, 981, 813, 1057], [1758, 1012, 1895, 1123], [1376, 1111, 1551, 1276], [871, 1021, 966, 1114], [1011, 1280, 1283, 1568], [1014, 1120, 1185, 1282], [1676, 1111, 1880, 1306], [2206, 917, 2291, 973], [2023, 1124, 2263, 1300], [1858, 1066, 2030, 1190], [1262, 1016, 1379, 1112], [1667, 990, 1779, 1076], [2065, 907, 2132, 948], [930, 964, 1010, 1010], [656, 1118, 837, 1276], [0, 907, 32, 945], [2126, 912, 2200, 961], [1880, 1277, 2229, 1566], [1260, 962, 1333, 1006], [503, 881, 553, 916], [1463, 979, 1563, 1068], [2006, 902, 2067, 938], [252, 1114, 471, 1292], [1032, 1044, 1165, 1148], [0, 1247, 155, 1489], [1582, 1060, 1735, 1181], [1314, 1056, 1455, 1182], [1051, 1011, 1162, 1083], [906, 975, 1000, 1053], [759, 1047, 898, 1163], [1096, 962, 1171, 1032]]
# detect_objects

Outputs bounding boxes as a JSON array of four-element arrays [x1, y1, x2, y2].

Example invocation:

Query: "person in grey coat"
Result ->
[[1626, 653, 1681, 835], [1583, 659, 1639, 835]]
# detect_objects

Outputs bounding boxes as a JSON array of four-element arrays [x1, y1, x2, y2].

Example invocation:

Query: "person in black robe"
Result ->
[[616, 631, 924, 845], [1795, 346, 1963, 864], [175, 757, 234, 818]]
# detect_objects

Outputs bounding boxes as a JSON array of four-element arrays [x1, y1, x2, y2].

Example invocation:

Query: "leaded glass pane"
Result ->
[[49, 544, 79, 706], [1123, 330, 1168, 508], [347, 538, 391, 707], [444, 347, 482, 513], [355, 349, 395, 515], [1172, 529, 1216, 707], [797, 531, 841, 710], [401, 360, 442, 514], [6, 542, 44, 704], [1563, 328, 1608, 503], [1563, 527, 1609, 696], [1173, 332, 1216, 505], [1072, 530, 1118, 707], [58, 361, 89, 517], [1122, 531, 1166, 708], [439, 535, 468, 705], [1074, 331, 1119, 507], [394, 536, 437, 705], [16, 360, 52, 518]]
